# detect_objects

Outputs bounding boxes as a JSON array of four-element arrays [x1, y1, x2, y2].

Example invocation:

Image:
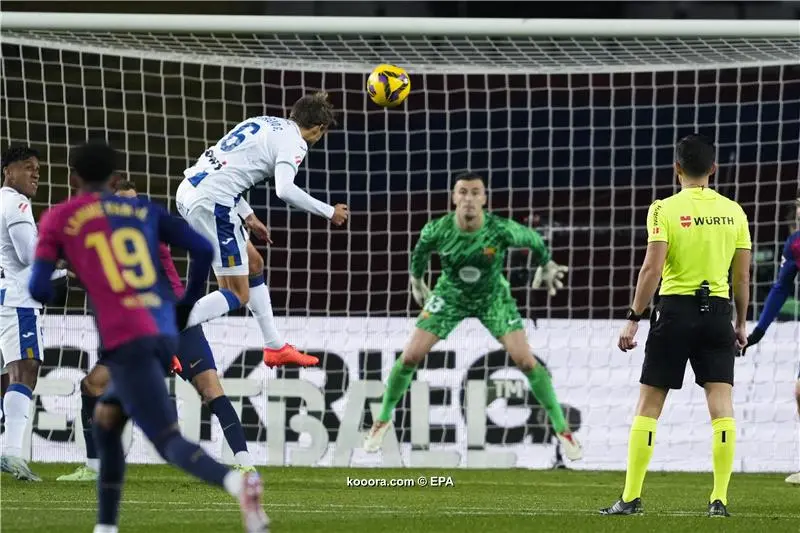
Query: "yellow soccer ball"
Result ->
[[366, 64, 411, 107]]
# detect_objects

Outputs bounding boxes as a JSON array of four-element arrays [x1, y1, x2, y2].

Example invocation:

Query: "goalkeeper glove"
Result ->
[[410, 276, 432, 307], [740, 326, 765, 357], [531, 260, 568, 297]]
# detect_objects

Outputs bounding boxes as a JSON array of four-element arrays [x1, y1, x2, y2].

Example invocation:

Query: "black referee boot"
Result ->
[[708, 499, 730, 517], [599, 497, 643, 515]]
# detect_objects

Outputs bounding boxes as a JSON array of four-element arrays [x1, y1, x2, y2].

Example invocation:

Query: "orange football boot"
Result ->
[[170, 355, 183, 374], [264, 344, 319, 368]]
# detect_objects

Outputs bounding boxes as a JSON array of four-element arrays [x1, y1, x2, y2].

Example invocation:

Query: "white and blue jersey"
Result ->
[[180, 116, 308, 209], [175, 116, 311, 276], [0, 187, 43, 365]]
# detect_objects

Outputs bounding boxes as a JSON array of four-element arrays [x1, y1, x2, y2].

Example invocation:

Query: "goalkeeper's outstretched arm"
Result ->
[[502, 218, 552, 266], [502, 218, 568, 296], [409, 222, 438, 306]]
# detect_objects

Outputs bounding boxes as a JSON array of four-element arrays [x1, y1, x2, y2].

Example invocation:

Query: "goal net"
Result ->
[[1, 14, 798, 471]]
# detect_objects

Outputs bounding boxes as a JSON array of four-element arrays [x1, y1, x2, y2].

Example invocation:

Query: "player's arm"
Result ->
[[630, 201, 668, 315], [156, 207, 213, 305], [272, 137, 347, 225], [28, 208, 62, 304], [234, 194, 272, 244], [502, 218, 567, 296], [408, 221, 439, 306], [157, 243, 185, 299], [274, 163, 338, 219], [8, 219, 36, 265], [747, 234, 797, 349]]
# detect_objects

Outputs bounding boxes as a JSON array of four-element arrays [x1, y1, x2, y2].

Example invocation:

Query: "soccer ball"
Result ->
[[366, 64, 411, 107]]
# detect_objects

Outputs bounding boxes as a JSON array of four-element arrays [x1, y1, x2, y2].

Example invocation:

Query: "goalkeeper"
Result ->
[[363, 172, 582, 461]]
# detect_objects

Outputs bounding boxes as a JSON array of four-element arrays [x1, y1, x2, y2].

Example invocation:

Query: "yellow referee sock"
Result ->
[[710, 417, 736, 505], [621, 415, 658, 503]]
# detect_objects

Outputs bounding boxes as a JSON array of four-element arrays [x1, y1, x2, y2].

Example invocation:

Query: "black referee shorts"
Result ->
[[641, 295, 736, 390]]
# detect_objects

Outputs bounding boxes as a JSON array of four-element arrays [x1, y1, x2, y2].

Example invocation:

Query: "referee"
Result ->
[[600, 134, 751, 518]]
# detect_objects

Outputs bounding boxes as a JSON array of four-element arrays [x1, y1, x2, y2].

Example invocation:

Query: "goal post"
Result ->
[[1, 13, 798, 471]]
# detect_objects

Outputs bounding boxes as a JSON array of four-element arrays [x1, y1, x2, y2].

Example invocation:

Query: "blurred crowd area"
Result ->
[[3, 0, 800, 19]]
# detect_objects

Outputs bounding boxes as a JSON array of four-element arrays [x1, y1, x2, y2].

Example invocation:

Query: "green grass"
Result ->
[[1, 464, 798, 532]]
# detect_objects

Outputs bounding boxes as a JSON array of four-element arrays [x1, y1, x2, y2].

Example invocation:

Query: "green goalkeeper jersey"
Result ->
[[410, 212, 551, 303]]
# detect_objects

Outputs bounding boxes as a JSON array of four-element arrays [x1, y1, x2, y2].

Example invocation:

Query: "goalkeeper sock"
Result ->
[[621, 415, 658, 502], [377, 358, 416, 423], [246, 275, 283, 349], [710, 417, 736, 505], [187, 289, 241, 328], [525, 365, 568, 434]]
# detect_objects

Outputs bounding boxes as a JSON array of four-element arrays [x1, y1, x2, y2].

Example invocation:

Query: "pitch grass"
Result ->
[[1, 465, 798, 533]]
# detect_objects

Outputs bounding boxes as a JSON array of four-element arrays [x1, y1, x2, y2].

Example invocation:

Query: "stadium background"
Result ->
[[0, 1, 798, 466], [2, 1, 799, 322]]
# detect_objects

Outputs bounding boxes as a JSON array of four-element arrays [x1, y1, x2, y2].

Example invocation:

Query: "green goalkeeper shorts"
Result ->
[[415, 288, 525, 340]]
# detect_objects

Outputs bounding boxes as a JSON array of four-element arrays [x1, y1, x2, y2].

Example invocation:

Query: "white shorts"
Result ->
[[176, 181, 249, 277], [0, 307, 43, 367]]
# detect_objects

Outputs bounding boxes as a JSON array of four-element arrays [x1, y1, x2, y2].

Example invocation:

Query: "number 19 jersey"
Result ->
[[181, 116, 308, 208], [35, 192, 181, 350]]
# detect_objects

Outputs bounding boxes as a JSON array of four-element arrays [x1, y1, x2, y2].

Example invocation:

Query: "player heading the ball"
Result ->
[[176, 91, 348, 368], [363, 172, 581, 461]]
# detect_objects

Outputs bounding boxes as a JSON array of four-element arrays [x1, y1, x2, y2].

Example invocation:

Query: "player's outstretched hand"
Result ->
[[739, 326, 764, 357], [409, 276, 432, 307], [531, 260, 568, 296], [331, 204, 349, 226]]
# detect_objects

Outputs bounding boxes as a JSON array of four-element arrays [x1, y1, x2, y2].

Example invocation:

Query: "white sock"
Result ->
[[247, 282, 284, 349], [234, 450, 254, 468], [93, 525, 118, 533], [3, 386, 32, 458], [223, 469, 244, 498], [87, 458, 100, 471], [187, 289, 242, 328]]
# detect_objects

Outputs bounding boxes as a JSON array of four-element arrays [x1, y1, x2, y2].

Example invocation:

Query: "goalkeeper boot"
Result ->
[[785, 472, 800, 485], [239, 471, 269, 533], [707, 500, 730, 517], [599, 497, 643, 515], [57, 465, 98, 481], [0, 455, 42, 481], [555, 431, 583, 461], [264, 344, 319, 368], [363, 421, 392, 453]]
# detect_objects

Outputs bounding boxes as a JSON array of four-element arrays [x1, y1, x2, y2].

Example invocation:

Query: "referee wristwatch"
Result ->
[[625, 308, 644, 322]]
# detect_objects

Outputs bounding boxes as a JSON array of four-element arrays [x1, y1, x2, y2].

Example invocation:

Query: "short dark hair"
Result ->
[[290, 91, 337, 130], [69, 141, 118, 183], [1, 146, 39, 173], [114, 179, 137, 192], [676, 134, 716, 178], [452, 171, 485, 187]]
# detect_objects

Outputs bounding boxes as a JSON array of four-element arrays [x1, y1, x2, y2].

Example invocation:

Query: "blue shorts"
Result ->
[[99, 335, 179, 441], [175, 325, 216, 382]]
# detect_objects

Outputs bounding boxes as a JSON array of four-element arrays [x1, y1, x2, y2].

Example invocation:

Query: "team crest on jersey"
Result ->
[[680, 215, 692, 228], [458, 266, 482, 283], [483, 247, 496, 257]]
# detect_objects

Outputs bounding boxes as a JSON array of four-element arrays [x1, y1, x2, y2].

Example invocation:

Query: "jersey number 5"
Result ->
[[85, 228, 157, 292], [220, 122, 261, 152]]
